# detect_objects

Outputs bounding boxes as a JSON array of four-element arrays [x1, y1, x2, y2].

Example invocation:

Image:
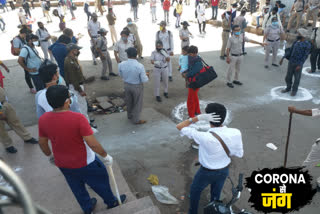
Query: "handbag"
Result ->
[[173, 8, 177, 17], [188, 58, 218, 89]]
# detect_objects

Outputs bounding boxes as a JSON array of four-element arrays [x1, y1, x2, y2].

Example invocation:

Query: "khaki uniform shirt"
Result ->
[[308, 0, 320, 9], [179, 29, 190, 42], [294, 0, 304, 12], [96, 36, 108, 51], [64, 56, 85, 92], [227, 35, 249, 55], [150, 50, 168, 68], [233, 16, 246, 32], [222, 17, 230, 31], [114, 39, 134, 62], [265, 26, 284, 41]]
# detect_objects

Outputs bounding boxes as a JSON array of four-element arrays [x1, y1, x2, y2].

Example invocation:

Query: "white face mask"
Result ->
[[33, 41, 39, 46]]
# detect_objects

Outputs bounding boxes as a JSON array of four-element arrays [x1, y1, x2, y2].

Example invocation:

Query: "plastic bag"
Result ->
[[151, 185, 179, 204]]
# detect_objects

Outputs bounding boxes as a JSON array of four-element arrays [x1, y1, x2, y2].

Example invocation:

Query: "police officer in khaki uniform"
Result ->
[[226, 25, 264, 88], [220, 11, 231, 60], [304, 0, 320, 29], [179, 21, 192, 48], [264, 17, 285, 68], [0, 87, 38, 153], [150, 41, 170, 102], [287, 0, 305, 32]]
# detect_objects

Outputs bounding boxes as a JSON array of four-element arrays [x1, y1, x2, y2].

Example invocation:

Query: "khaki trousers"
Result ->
[[287, 11, 303, 31], [124, 83, 144, 124], [0, 103, 31, 148], [101, 51, 113, 77], [153, 67, 168, 96], [109, 25, 118, 45], [220, 31, 230, 57], [227, 55, 243, 82], [264, 41, 280, 65], [44, 10, 52, 22], [304, 8, 318, 28]]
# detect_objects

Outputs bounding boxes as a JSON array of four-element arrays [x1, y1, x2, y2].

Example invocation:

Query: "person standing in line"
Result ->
[[18, 7, 27, 25], [171, 0, 178, 6], [0, 87, 38, 154], [156, 21, 174, 81], [176, 102, 243, 214], [106, 8, 117, 46], [13, 28, 36, 93], [256, 0, 271, 28], [263, 17, 284, 69], [278, 3, 287, 28], [151, 40, 170, 102], [67, 0, 76, 20], [233, 10, 248, 54], [84, 0, 92, 22], [95, 0, 105, 15], [18, 34, 45, 92], [220, 11, 231, 60], [127, 18, 143, 59], [226, 25, 264, 88], [286, 0, 305, 32], [118, 47, 148, 125], [175, 0, 183, 28], [211, 0, 219, 20], [196, 1, 206, 34], [38, 85, 126, 214], [163, 0, 170, 24], [114, 30, 134, 63], [88, 13, 101, 65], [179, 21, 192, 48], [230, 1, 238, 28], [96, 28, 117, 80], [36, 22, 54, 61], [280, 28, 311, 96], [131, 0, 139, 21], [150, 0, 157, 22], [304, 0, 320, 29], [49, 35, 71, 77], [42, 0, 52, 23], [309, 27, 320, 73], [22, 0, 31, 18]]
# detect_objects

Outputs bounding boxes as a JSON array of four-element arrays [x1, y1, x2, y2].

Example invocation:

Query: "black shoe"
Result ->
[[93, 61, 97, 65], [156, 96, 162, 102], [233, 80, 243, 85], [90, 123, 98, 129], [220, 56, 225, 60], [281, 88, 290, 93], [226, 82, 234, 88], [24, 138, 38, 144], [84, 198, 97, 214], [272, 63, 279, 67], [6, 146, 17, 154], [169, 76, 173, 82], [163, 93, 168, 98], [291, 91, 297, 96], [101, 76, 110, 80], [90, 119, 95, 123], [109, 72, 118, 76], [107, 194, 127, 209], [88, 105, 98, 112], [264, 65, 269, 69], [243, 52, 247, 55], [140, 56, 144, 59]]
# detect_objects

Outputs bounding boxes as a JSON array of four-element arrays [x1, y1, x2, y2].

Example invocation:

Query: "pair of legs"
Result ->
[[101, 51, 113, 78], [164, 10, 169, 23], [198, 21, 206, 34], [284, 62, 302, 94], [153, 67, 168, 97], [70, 8, 75, 19], [187, 88, 200, 118], [256, 15, 262, 27], [310, 48, 320, 72], [60, 158, 118, 213], [188, 166, 229, 214], [220, 31, 229, 57], [133, 6, 138, 20], [151, 6, 157, 22], [304, 8, 318, 29], [24, 8, 32, 18], [124, 83, 144, 124], [44, 10, 52, 22], [227, 56, 242, 84], [109, 25, 118, 45], [176, 14, 181, 28], [0, 18, 5, 31], [287, 11, 303, 32], [264, 41, 280, 66], [40, 41, 54, 61], [211, 6, 218, 20], [29, 74, 44, 91], [85, 11, 92, 22]]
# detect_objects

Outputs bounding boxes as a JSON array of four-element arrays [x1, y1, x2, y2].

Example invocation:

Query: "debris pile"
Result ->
[[93, 96, 126, 114]]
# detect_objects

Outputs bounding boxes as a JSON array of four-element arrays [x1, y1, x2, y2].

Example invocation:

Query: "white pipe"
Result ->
[[107, 165, 122, 205]]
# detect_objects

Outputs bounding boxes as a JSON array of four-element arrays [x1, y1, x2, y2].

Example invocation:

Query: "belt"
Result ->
[[182, 39, 189, 42], [223, 30, 230, 32], [267, 38, 280, 42], [231, 53, 243, 57], [167, 48, 171, 51], [201, 165, 229, 171], [101, 49, 107, 52], [91, 36, 98, 38], [155, 66, 167, 69], [41, 39, 48, 42], [296, 10, 303, 13]]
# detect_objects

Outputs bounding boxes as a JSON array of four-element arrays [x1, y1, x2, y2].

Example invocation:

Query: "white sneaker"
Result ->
[[192, 144, 199, 150]]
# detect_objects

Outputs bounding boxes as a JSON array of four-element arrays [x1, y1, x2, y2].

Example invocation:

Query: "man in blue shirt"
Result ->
[[48, 35, 71, 77], [18, 34, 44, 91], [119, 47, 149, 124], [281, 28, 311, 96]]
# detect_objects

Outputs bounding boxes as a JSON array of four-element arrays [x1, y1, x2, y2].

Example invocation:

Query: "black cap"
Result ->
[[181, 21, 189, 26], [126, 47, 137, 58]]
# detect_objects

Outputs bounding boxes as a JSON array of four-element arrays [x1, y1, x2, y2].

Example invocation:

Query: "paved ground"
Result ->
[[0, 3, 320, 214]]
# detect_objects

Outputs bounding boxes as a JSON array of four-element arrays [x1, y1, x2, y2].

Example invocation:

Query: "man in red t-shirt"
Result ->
[[211, 0, 219, 20], [38, 85, 126, 214]]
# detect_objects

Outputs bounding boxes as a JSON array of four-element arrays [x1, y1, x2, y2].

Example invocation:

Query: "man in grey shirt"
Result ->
[[119, 47, 149, 125]]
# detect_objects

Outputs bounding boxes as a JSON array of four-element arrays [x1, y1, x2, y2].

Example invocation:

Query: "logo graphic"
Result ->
[[245, 167, 317, 213]]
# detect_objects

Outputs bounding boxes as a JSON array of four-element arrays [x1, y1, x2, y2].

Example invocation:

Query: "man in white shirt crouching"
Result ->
[[176, 103, 244, 214]]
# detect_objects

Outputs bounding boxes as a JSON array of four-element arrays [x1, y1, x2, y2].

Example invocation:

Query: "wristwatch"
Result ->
[[189, 118, 193, 123]]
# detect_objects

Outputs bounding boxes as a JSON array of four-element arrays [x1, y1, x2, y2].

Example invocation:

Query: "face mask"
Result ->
[[121, 36, 127, 42], [297, 35, 303, 40], [128, 22, 132, 25], [278, 8, 284, 13], [156, 48, 162, 52], [234, 32, 241, 36], [272, 21, 278, 26], [33, 41, 39, 46], [160, 26, 164, 31]]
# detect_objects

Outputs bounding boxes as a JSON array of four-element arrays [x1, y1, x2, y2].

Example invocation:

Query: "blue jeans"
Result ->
[[0, 18, 5, 31], [30, 74, 44, 91], [59, 158, 117, 213], [189, 166, 229, 214], [256, 15, 262, 26], [176, 14, 181, 27], [211, 6, 218, 19], [133, 7, 138, 20]]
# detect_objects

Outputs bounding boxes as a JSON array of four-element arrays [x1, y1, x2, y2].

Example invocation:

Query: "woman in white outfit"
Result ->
[[196, 1, 206, 34]]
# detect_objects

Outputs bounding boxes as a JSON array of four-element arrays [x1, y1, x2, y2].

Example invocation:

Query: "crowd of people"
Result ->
[[0, 0, 320, 214]]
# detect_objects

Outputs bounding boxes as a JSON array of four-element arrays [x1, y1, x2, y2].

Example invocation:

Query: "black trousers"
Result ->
[[24, 70, 34, 89], [285, 62, 302, 93], [198, 21, 206, 33], [24, 8, 31, 17], [310, 48, 320, 72]]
